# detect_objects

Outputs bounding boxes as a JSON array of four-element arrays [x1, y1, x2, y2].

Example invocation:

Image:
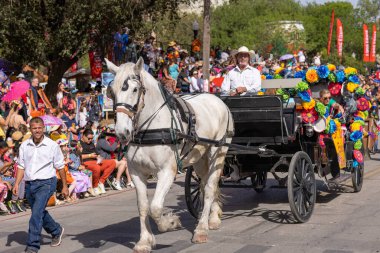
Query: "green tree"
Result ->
[[0, 0, 189, 101], [357, 0, 380, 22]]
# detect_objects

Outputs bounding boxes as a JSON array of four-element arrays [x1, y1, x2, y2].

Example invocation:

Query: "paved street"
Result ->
[[1, 156, 380, 253]]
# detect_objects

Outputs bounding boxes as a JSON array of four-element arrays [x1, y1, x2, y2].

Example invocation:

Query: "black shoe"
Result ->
[[51, 227, 64, 247], [25, 248, 38, 253], [6, 201, 18, 214]]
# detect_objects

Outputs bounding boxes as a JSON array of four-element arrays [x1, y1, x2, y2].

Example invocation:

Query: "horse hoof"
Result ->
[[133, 245, 151, 253], [209, 220, 221, 230], [192, 231, 208, 244]]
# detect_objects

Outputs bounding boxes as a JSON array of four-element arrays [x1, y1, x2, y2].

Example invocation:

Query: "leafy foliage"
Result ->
[[0, 0, 189, 98]]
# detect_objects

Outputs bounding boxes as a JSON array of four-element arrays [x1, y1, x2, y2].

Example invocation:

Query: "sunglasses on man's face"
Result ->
[[322, 96, 331, 100]]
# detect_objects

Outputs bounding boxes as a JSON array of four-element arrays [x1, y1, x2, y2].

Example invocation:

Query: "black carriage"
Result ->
[[185, 79, 364, 223]]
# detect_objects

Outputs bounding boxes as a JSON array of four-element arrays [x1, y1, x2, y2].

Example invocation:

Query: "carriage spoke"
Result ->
[[191, 174, 200, 183], [191, 187, 200, 196]]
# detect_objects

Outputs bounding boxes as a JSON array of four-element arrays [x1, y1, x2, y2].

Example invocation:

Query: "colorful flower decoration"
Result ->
[[344, 67, 358, 76], [350, 122, 362, 132], [328, 82, 342, 96], [306, 69, 319, 83], [296, 81, 309, 92], [317, 65, 330, 79], [357, 97, 369, 111], [347, 82, 359, 93], [261, 75, 266, 80], [274, 74, 282, 79], [353, 150, 364, 164], [315, 102, 327, 117], [354, 140, 362, 150], [336, 70, 345, 83], [328, 72, 337, 82], [266, 74, 273, 79], [327, 64, 336, 71], [353, 160, 359, 168], [294, 71, 306, 79], [298, 89, 312, 102], [276, 88, 289, 101], [301, 109, 319, 123], [355, 87, 365, 95], [350, 131, 363, 142], [348, 75, 360, 84], [257, 91, 264, 95], [302, 99, 316, 110], [326, 117, 338, 134]]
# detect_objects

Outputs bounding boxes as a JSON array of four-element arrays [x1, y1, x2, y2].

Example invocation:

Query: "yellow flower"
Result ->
[[356, 111, 366, 120], [261, 75, 266, 80], [347, 82, 359, 93], [257, 91, 264, 96], [275, 67, 284, 74], [306, 69, 319, 83], [302, 99, 316, 110], [344, 67, 357, 76], [350, 122, 362, 132], [327, 64, 336, 71]]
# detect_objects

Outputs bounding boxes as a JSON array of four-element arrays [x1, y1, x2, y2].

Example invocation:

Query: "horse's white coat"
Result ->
[[106, 58, 233, 253]]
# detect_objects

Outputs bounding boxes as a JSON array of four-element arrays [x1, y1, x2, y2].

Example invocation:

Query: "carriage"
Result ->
[[184, 78, 364, 223]]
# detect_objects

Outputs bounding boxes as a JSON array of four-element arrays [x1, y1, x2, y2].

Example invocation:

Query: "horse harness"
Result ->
[[114, 78, 232, 168]]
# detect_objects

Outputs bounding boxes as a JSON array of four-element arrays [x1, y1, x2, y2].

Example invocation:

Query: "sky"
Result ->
[[299, 0, 359, 7]]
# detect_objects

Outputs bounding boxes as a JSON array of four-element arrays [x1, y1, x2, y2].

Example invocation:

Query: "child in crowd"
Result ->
[[56, 138, 77, 203], [0, 176, 9, 214], [68, 140, 96, 197]]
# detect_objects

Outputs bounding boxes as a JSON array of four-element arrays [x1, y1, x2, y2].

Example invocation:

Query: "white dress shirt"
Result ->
[[190, 76, 202, 93], [18, 136, 65, 181], [221, 65, 261, 95]]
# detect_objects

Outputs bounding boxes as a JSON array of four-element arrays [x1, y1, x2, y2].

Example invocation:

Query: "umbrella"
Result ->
[[279, 54, 294, 61], [2, 80, 30, 102], [40, 115, 64, 126], [0, 70, 10, 88]]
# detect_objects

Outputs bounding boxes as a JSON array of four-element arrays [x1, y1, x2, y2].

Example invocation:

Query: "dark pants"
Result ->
[[25, 177, 62, 252]]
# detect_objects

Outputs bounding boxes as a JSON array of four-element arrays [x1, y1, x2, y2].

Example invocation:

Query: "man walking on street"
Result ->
[[13, 117, 68, 253]]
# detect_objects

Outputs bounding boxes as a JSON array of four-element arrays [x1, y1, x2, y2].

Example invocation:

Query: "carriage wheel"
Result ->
[[288, 151, 316, 223], [352, 163, 364, 192], [185, 166, 203, 219], [251, 171, 267, 193]]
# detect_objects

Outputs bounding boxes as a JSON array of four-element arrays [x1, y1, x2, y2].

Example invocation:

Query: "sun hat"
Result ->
[[168, 41, 176, 47], [16, 73, 25, 79], [11, 131, 23, 141], [234, 46, 254, 58], [50, 125, 61, 132]]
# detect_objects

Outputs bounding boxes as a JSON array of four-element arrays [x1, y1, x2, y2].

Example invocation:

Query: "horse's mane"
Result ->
[[114, 62, 159, 92]]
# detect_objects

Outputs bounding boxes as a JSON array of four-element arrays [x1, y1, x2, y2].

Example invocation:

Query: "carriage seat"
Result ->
[[222, 95, 297, 145]]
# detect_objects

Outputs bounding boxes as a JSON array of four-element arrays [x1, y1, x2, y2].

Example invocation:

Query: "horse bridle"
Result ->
[[113, 75, 146, 120]]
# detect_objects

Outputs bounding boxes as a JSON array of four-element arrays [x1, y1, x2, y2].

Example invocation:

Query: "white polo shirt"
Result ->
[[221, 65, 261, 95], [18, 136, 65, 181]]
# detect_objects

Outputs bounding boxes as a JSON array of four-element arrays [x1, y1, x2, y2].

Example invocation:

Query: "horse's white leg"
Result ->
[[208, 190, 222, 230], [150, 164, 181, 232], [192, 149, 224, 243], [131, 170, 155, 253]]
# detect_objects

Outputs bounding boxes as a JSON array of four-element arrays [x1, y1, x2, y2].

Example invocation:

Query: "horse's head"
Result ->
[[105, 57, 146, 144]]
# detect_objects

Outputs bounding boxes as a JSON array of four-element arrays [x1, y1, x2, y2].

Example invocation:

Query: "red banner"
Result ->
[[336, 19, 344, 58], [363, 24, 370, 62], [370, 24, 377, 62], [327, 9, 335, 55], [89, 51, 102, 79]]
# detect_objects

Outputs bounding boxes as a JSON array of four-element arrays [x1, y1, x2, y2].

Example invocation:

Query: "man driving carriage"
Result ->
[[221, 46, 261, 96]]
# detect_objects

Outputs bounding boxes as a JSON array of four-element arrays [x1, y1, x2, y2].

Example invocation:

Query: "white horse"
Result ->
[[106, 58, 233, 253]]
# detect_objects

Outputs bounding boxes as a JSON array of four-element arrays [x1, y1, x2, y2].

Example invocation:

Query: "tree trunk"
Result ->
[[202, 0, 211, 93], [45, 57, 77, 105]]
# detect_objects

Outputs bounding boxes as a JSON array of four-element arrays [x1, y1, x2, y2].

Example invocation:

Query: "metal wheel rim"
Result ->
[[185, 167, 203, 218]]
